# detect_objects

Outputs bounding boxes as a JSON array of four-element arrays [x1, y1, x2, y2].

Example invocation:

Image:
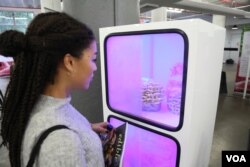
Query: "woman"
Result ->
[[0, 12, 107, 167]]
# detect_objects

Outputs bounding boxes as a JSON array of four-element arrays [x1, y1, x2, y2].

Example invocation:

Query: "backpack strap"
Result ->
[[26, 125, 69, 167]]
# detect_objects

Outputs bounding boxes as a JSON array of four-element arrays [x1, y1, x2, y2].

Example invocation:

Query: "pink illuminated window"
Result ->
[[109, 116, 180, 167], [104, 30, 188, 131]]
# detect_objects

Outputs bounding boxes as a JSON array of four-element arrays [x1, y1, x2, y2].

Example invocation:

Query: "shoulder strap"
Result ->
[[26, 125, 69, 167]]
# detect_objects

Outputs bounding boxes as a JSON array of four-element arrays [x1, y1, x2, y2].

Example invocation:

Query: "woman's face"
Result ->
[[70, 41, 97, 90]]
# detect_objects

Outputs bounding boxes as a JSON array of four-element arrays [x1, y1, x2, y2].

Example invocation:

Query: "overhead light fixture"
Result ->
[[233, 16, 237, 19], [232, 25, 238, 30], [15, 18, 28, 20], [166, 8, 184, 13], [0, 16, 27, 20]]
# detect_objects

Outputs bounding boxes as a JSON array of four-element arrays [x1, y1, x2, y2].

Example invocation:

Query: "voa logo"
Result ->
[[226, 155, 247, 163]]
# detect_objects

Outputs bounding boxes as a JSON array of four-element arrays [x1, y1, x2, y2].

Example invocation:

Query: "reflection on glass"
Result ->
[[105, 32, 187, 129], [0, 11, 34, 33], [109, 117, 179, 167]]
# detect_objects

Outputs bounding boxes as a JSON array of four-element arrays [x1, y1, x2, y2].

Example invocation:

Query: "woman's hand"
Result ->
[[91, 122, 109, 133]]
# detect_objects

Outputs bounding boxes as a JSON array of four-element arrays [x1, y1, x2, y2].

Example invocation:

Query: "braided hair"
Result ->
[[0, 12, 95, 167]]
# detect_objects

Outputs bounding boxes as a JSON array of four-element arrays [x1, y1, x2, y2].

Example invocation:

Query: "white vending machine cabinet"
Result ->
[[99, 19, 225, 167]]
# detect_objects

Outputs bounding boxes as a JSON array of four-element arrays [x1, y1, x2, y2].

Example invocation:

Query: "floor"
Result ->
[[209, 64, 250, 167]]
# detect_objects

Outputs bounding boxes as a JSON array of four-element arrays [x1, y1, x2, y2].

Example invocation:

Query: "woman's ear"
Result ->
[[63, 53, 75, 73]]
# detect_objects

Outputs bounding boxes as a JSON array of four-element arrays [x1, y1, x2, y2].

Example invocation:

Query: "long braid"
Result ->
[[7, 53, 36, 166], [2, 55, 25, 145], [0, 12, 95, 167]]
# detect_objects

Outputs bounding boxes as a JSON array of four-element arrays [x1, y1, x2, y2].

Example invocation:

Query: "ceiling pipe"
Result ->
[[140, 0, 250, 18], [235, 4, 250, 9]]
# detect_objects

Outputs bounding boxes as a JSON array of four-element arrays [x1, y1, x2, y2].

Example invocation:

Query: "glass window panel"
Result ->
[[109, 116, 180, 167], [105, 30, 188, 130], [0, 10, 34, 33]]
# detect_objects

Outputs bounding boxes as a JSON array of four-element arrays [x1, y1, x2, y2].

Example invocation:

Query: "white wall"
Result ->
[[41, 0, 61, 12], [224, 28, 242, 64]]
